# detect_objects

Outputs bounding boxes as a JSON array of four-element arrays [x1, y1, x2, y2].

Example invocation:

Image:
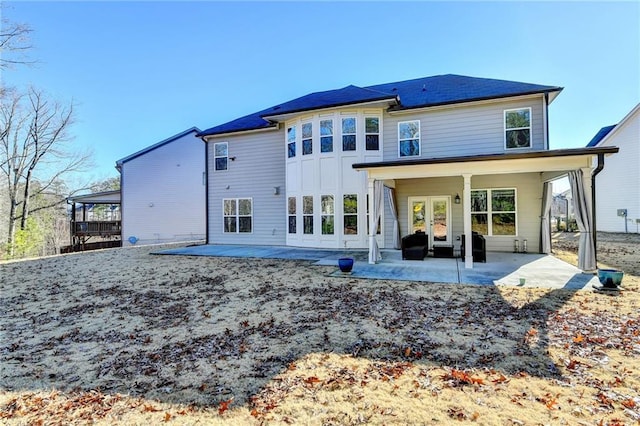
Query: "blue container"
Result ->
[[597, 269, 624, 288], [338, 257, 354, 273]]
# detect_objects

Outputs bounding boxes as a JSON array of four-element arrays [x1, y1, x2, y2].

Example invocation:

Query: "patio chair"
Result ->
[[401, 231, 428, 260], [461, 231, 486, 262]]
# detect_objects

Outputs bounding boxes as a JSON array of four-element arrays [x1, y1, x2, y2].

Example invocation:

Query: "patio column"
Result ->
[[367, 177, 383, 264], [463, 174, 473, 269]]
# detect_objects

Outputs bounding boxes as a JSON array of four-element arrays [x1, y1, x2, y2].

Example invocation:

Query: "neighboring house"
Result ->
[[197, 74, 617, 269], [586, 103, 640, 233], [551, 189, 574, 231], [116, 127, 206, 246]]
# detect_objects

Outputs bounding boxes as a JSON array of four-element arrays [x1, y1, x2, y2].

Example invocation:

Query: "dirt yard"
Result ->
[[1, 234, 639, 425]]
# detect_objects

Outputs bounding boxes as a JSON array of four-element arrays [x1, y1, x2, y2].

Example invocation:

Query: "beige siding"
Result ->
[[595, 109, 640, 232], [207, 128, 286, 245], [393, 173, 543, 253], [382, 97, 546, 161], [121, 132, 205, 246]]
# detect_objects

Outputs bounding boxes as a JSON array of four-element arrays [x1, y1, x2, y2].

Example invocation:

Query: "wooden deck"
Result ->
[[72, 220, 121, 237]]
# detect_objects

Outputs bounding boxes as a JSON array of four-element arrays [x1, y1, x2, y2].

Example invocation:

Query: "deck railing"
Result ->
[[73, 221, 122, 237]]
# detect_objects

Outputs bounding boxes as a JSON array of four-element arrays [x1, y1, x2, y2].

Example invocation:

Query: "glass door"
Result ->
[[409, 198, 427, 234], [430, 196, 451, 246]]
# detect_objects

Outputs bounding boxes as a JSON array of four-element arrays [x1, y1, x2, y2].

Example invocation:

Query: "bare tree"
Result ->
[[1, 87, 92, 256], [0, 7, 34, 71]]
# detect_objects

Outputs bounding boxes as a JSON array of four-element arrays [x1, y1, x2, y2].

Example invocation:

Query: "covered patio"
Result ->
[[355, 146, 618, 271], [155, 244, 599, 290]]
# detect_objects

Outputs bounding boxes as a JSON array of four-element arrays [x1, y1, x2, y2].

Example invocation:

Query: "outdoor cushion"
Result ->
[[402, 232, 428, 260]]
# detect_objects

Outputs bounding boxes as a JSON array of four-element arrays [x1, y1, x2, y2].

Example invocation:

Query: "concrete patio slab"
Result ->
[[155, 244, 600, 290]]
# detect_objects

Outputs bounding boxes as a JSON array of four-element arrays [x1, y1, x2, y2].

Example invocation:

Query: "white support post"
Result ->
[[367, 177, 376, 264], [463, 174, 473, 269]]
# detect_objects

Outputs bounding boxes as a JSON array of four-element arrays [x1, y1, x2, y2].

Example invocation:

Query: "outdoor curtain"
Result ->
[[386, 186, 401, 249], [369, 180, 383, 264], [540, 181, 552, 254], [568, 170, 596, 271]]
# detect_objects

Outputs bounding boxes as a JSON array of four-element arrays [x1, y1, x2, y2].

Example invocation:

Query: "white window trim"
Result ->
[[320, 194, 335, 235], [302, 195, 314, 235], [365, 116, 381, 151], [213, 142, 228, 171], [287, 196, 297, 234], [287, 125, 296, 158], [302, 121, 313, 156], [319, 118, 334, 154], [398, 120, 421, 157], [504, 107, 532, 150], [222, 198, 253, 234], [341, 117, 357, 151], [471, 188, 518, 236]]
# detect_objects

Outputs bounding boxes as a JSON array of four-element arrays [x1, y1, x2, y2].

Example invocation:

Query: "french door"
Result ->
[[408, 196, 452, 248]]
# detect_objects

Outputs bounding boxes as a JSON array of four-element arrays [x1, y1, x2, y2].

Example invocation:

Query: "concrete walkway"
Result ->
[[155, 244, 599, 290]]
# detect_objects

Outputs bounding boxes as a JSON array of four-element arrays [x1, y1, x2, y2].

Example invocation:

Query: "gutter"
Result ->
[[591, 153, 605, 267]]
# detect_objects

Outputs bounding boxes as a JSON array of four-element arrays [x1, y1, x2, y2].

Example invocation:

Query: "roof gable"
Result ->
[[116, 127, 201, 167], [586, 125, 616, 147], [586, 103, 640, 147], [198, 74, 563, 137]]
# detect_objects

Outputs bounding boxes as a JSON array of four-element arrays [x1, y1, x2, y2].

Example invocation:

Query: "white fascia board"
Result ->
[[359, 154, 596, 181]]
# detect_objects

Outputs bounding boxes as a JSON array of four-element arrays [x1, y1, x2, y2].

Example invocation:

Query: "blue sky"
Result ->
[[3, 1, 639, 187]]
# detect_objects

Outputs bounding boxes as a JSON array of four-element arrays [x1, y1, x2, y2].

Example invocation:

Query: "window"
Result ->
[[321, 195, 334, 235], [287, 126, 296, 158], [223, 198, 252, 233], [288, 197, 296, 234], [214, 142, 228, 171], [365, 117, 380, 151], [342, 117, 356, 151], [320, 119, 333, 153], [398, 120, 420, 157], [471, 189, 516, 236], [343, 194, 358, 235], [505, 108, 531, 149], [303, 195, 313, 234], [302, 122, 313, 155]]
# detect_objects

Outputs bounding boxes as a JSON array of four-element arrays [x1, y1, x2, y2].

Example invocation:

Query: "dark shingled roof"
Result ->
[[586, 124, 616, 147], [198, 74, 562, 137]]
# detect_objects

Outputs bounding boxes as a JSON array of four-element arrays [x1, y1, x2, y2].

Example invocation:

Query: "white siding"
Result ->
[[595, 109, 640, 233], [121, 132, 205, 246], [393, 173, 543, 253], [382, 97, 546, 161], [207, 128, 286, 245]]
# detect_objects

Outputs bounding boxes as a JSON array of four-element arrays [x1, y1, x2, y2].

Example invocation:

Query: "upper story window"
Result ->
[[398, 120, 420, 157], [287, 126, 296, 158], [505, 108, 531, 149], [342, 117, 356, 151], [302, 122, 313, 155], [471, 189, 516, 236], [365, 117, 380, 151], [320, 119, 333, 153], [214, 142, 228, 171]]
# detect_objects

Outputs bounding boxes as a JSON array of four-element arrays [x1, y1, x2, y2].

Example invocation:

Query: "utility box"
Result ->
[[617, 209, 627, 217]]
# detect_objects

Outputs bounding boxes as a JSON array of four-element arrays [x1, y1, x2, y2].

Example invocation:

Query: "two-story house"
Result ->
[[197, 74, 617, 270]]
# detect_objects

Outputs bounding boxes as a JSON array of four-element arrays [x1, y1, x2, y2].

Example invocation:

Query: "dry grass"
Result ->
[[1, 235, 639, 425]]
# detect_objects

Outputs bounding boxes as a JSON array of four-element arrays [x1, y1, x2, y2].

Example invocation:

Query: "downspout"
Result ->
[[591, 153, 605, 266], [202, 136, 210, 245], [544, 93, 550, 150]]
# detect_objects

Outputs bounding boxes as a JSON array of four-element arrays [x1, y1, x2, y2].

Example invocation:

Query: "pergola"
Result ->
[[66, 190, 121, 251]]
